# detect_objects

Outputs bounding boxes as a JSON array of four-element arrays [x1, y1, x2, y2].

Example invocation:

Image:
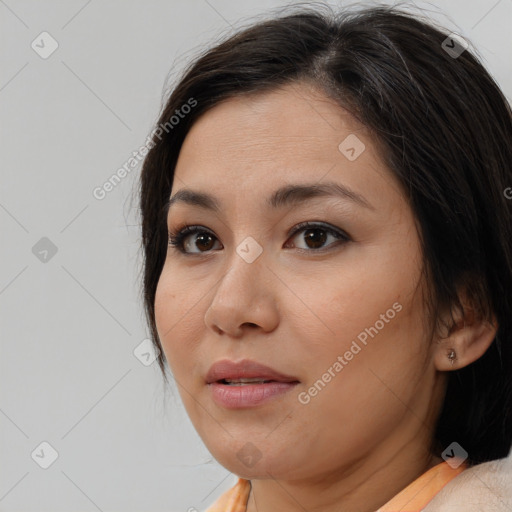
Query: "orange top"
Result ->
[[205, 460, 467, 512]]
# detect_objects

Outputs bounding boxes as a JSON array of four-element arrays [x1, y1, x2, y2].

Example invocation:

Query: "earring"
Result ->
[[447, 348, 457, 366]]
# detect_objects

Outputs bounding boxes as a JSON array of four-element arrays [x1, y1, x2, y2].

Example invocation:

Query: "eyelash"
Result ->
[[167, 221, 350, 255]]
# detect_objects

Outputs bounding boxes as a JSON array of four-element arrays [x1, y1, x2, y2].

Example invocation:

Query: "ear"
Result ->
[[433, 290, 498, 372]]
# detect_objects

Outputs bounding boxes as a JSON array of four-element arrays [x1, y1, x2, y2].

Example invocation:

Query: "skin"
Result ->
[[154, 81, 497, 512]]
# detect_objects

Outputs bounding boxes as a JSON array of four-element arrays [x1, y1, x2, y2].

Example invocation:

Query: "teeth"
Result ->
[[223, 378, 271, 385]]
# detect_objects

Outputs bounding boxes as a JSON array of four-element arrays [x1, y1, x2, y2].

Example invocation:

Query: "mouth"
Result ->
[[206, 359, 300, 408], [206, 358, 300, 385], [217, 378, 278, 385]]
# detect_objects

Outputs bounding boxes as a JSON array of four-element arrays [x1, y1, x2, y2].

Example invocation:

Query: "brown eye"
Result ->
[[168, 222, 349, 255], [168, 226, 222, 254], [303, 228, 328, 249], [286, 222, 349, 252], [192, 233, 215, 251]]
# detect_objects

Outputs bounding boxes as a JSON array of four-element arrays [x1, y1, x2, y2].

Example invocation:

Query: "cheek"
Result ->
[[295, 241, 426, 391], [301, 263, 405, 346], [154, 270, 199, 375], [154, 274, 173, 344]]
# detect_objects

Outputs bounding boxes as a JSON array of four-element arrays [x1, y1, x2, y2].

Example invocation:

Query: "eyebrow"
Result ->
[[166, 181, 375, 214]]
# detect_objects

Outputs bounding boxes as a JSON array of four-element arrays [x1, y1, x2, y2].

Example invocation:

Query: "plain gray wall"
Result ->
[[1, 0, 511, 511]]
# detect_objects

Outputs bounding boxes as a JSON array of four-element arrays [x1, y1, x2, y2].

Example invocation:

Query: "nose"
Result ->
[[203, 247, 280, 337]]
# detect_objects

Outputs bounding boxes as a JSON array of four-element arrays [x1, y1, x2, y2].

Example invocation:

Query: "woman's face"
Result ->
[[154, 82, 445, 480]]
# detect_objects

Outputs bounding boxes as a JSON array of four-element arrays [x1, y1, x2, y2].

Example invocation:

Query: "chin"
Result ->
[[209, 442, 298, 480]]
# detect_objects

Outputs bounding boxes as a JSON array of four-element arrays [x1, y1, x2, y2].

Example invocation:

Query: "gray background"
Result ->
[[1, 0, 511, 511]]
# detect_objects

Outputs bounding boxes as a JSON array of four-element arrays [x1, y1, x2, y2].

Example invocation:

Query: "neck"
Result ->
[[245, 449, 443, 512]]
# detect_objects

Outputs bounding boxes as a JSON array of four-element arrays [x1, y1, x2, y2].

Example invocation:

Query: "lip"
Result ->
[[206, 359, 300, 409], [205, 358, 300, 384]]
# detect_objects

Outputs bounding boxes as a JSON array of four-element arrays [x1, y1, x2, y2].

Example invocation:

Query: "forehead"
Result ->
[[178, 82, 367, 159], [172, 82, 400, 213]]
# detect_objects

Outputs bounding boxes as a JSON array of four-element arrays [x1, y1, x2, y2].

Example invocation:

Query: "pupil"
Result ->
[[197, 234, 213, 251], [192, 229, 327, 251], [305, 228, 326, 249]]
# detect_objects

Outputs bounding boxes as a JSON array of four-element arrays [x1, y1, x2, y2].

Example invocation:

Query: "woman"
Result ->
[[139, 4, 512, 511]]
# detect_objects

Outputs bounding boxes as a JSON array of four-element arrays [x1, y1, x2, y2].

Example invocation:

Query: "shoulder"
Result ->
[[422, 456, 512, 511]]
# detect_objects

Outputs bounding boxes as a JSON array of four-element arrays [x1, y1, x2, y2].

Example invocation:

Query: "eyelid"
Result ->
[[284, 221, 350, 253], [168, 221, 350, 255], [168, 224, 221, 254], [286, 221, 348, 241]]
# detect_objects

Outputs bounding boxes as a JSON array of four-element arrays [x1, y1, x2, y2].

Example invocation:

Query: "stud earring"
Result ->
[[447, 348, 457, 366]]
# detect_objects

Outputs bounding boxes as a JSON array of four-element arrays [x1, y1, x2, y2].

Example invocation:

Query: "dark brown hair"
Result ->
[[138, 3, 512, 466]]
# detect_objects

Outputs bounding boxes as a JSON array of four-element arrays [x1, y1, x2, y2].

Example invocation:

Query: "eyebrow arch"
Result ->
[[166, 181, 375, 214]]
